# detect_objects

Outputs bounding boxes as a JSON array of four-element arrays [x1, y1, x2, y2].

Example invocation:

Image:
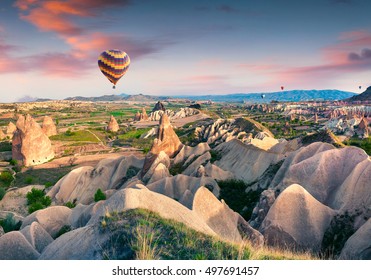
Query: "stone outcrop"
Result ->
[[41, 116, 57, 137], [146, 174, 219, 209], [141, 114, 183, 177], [48, 155, 144, 204], [195, 117, 274, 146], [12, 114, 54, 166], [260, 184, 336, 252], [6, 121, 16, 137], [340, 219, 371, 260], [215, 139, 281, 184], [20, 221, 54, 254], [152, 101, 166, 112], [106, 115, 119, 132], [134, 108, 149, 122], [0, 231, 40, 259], [0, 130, 5, 140], [21, 206, 72, 238]]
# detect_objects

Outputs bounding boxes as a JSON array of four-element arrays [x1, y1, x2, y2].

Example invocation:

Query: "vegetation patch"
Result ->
[[0, 213, 21, 233], [210, 149, 222, 163], [218, 179, 261, 221], [169, 162, 184, 176], [344, 136, 371, 155], [13, 166, 72, 188], [321, 211, 357, 258], [100, 209, 316, 260], [94, 188, 106, 202], [50, 130, 101, 143], [0, 170, 14, 189], [26, 188, 52, 214], [0, 187, 6, 201], [0, 141, 12, 152]]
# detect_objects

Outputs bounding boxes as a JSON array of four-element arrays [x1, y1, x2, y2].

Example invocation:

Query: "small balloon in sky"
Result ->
[[98, 50, 130, 89], [261, 94, 265, 99], [281, 86, 284, 90], [359, 85, 362, 90]]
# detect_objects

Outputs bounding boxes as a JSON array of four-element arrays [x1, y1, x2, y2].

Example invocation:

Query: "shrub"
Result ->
[[26, 188, 52, 214], [55, 225, 72, 238], [24, 176, 34, 184], [218, 179, 261, 221], [64, 201, 76, 208], [0, 171, 13, 183], [94, 188, 106, 202], [9, 159, 18, 166], [0, 213, 22, 233], [0, 187, 6, 201], [210, 149, 222, 163]]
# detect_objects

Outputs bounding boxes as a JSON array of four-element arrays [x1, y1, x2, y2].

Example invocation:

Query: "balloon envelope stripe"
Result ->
[[98, 49, 130, 86]]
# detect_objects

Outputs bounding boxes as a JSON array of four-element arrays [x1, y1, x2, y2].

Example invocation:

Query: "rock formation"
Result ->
[[260, 184, 335, 252], [41, 116, 57, 137], [106, 115, 119, 132], [6, 121, 16, 137], [12, 114, 54, 166], [134, 108, 149, 121], [152, 101, 166, 112], [141, 114, 183, 177], [48, 155, 144, 204], [0, 130, 5, 140]]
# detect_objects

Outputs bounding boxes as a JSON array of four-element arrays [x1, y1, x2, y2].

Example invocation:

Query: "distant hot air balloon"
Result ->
[[261, 94, 265, 99], [359, 85, 362, 90], [281, 86, 284, 91], [98, 50, 130, 89]]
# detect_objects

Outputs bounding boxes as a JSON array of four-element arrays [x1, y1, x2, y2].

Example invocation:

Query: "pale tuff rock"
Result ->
[[48, 155, 144, 204], [0, 231, 40, 260], [191, 186, 242, 243], [0, 130, 5, 140], [6, 121, 16, 137], [141, 114, 183, 178], [260, 184, 336, 252], [41, 116, 57, 137], [147, 108, 200, 121], [173, 142, 210, 165], [195, 117, 274, 146], [134, 108, 149, 121], [215, 139, 281, 184], [140, 127, 158, 138], [340, 219, 371, 260], [21, 206, 72, 239], [12, 114, 54, 166], [146, 174, 219, 209], [106, 115, 119, 132], [20, 221, 54, 254]]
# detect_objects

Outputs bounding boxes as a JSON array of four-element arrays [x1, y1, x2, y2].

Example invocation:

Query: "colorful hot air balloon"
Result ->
[[281, 86, 284, 90], [98, 50, 130, 89], [261, 94, 265, 99]]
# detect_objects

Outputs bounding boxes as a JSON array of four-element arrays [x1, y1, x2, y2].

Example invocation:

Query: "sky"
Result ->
[[0, 0, 371, 102]]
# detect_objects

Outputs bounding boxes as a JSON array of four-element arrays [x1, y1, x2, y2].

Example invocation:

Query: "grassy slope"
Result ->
[[100, 209, 317, 260]]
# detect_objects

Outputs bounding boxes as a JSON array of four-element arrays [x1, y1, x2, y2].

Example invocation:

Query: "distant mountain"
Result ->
[[62, 90, 355, 103], [179, 90, 355, 103], [16, 95, 37, 102], [64, 93, 166, 102], [346, 86, 371, 102]]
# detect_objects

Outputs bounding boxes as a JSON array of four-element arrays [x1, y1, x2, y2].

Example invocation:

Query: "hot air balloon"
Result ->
[[281, 86, 284, 90], [359, 86, 362, 90], [98, 50, 130, 89], [261, 94, 265, 99]]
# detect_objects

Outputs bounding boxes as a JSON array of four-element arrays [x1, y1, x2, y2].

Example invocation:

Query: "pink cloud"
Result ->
[[15, 0, 130, 36]]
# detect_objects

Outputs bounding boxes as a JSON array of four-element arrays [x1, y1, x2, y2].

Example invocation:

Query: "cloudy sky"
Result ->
[[0, 0, 370, 102]]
